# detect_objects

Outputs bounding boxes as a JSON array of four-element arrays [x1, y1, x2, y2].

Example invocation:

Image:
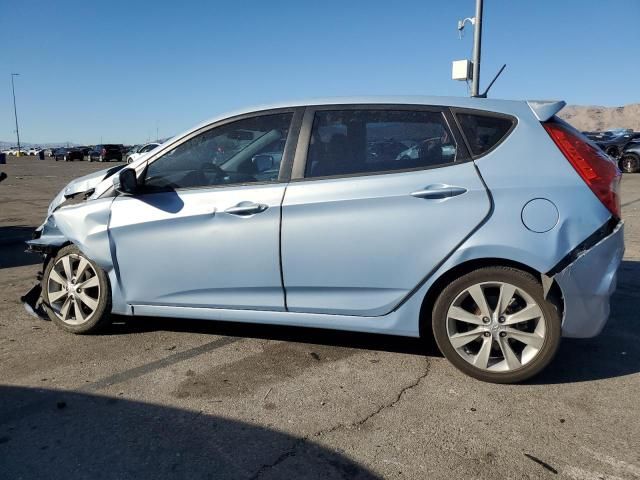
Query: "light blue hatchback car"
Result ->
[[24, 97, 624, 383]]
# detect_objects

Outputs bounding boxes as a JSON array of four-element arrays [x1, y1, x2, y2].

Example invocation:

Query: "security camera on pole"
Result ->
[[452, 0, 505, 98]]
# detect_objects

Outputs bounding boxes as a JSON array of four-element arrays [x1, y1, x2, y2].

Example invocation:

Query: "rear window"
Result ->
[[456, 113, 514, 156], [305, 109, 457, 178]]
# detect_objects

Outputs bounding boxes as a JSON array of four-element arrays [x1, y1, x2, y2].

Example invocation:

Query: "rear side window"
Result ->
[[456, 113, 514, 156], [305, 110, 457, 178]]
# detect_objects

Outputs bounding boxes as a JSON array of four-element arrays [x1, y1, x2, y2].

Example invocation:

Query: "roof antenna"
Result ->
[[476, 64, 507, 98]]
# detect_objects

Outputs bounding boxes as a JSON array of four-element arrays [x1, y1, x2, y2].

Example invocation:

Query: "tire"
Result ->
[[63, 155, 67, 162], [431, 266, 561, 383], [606, 147, 619, 159], [621, 154, 640, 174], [88, 156, 93, 162], [99, 155, 104, 162], [41, 245, 112, 334]]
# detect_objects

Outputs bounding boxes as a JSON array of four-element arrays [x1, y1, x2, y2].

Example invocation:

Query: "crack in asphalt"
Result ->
[[249, 358, 431, 479]]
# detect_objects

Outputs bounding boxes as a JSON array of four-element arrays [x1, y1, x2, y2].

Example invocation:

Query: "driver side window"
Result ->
[[144, 113, 292, 190]]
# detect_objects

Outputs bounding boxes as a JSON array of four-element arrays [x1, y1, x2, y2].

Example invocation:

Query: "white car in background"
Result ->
[[127, 143, 160, 164]]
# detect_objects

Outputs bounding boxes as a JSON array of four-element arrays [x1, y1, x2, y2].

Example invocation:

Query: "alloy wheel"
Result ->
[[622, 155, 639, 174], [46, 253, 101, 325], [445, 281, 546, 372]]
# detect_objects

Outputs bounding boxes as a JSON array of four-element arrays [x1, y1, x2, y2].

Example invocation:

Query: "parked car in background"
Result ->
[[28, 147, 43, 156], [77, 147, 92, 160], [24, 97, 624, 384], [88, 144, 124, 162], [585, 130, 636, 159], [54, 148, 83, 162], [52, 148, 67, 161], [126, 142, 160, 163], [621, 141, 640, 173], [44, 148, 54, 157], [6, 147, 27, 156]]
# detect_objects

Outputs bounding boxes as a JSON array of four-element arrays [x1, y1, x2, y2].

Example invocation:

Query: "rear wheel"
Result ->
[[432, 267, 561, 383], [621, 154, 640, 174], [42, 245, 112, 334]]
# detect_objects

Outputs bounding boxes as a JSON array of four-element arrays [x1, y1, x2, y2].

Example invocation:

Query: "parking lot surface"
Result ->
[[1, 156, 639, 479]]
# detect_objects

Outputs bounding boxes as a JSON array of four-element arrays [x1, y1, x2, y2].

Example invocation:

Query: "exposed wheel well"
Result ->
[[418, 258, 563, 339], [605, 146, 620, 158]]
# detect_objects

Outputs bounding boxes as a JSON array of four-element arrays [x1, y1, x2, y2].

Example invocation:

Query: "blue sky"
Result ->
[[1, 0, 639, 144]]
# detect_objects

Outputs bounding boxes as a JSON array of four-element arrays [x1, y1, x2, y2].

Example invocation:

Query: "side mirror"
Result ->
[[115, 168, 138, 195], [252, 154, 274, 172]]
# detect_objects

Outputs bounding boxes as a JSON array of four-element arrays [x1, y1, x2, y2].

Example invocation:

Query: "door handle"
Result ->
[[224, 202, 268, 216], [410, 185, 467, 199]]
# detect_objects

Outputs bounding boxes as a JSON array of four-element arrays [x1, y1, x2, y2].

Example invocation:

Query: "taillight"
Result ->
[[101, 148, 107, 156], [543, 121, 621, 218]]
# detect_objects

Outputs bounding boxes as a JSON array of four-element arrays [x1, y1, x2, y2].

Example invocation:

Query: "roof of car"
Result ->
[[215, 96, 529, 117]]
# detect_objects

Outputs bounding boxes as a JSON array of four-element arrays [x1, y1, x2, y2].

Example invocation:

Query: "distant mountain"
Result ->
[[559, 103, 640, 132], [0, 141, 79, 150]]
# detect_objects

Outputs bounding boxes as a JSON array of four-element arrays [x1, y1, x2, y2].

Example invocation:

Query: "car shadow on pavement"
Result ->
[[0, 386, 379, 480], [107, 315, 438, 357], [0, 226, 39, 269], [531, 260, 640, 384]]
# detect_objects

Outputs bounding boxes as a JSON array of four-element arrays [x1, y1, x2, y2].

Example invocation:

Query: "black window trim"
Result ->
[[290, 103, 472, 182], [450, 107, 518, 160], [127, 107, 304, 195]]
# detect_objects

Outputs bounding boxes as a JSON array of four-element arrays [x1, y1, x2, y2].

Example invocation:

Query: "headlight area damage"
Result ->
[[21, 165, 124, 319]]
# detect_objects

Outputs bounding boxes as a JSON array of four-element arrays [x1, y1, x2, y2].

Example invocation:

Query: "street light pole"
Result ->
[[10, 73, 21, 156], [470, 0, 483, 97]]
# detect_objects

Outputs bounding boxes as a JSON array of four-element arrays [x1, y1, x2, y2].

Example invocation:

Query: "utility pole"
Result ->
[[10, 73, 21, 156], [471, 0, 483, 97]]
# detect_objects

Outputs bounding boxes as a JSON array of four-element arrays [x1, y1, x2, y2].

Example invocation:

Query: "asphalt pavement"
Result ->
[[0, 156, 638, 479]]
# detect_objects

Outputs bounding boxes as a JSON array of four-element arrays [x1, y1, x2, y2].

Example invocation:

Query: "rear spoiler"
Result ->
[[527, 100, 566, 122]]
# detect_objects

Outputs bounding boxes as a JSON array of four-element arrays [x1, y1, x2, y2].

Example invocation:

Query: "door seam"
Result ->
[[279, 184, 289, 311]]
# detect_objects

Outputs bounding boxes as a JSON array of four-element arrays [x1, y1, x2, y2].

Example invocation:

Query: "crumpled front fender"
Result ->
[[48, 198, 116, 270]]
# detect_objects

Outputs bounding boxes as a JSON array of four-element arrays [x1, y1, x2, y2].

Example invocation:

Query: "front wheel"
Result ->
[[42, 245, 112, 334], [621, 154, 640, 174], [432, 266, 561, 383]]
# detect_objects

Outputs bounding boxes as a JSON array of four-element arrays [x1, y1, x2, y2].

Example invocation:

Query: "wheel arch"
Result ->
[[418, 257, 563, 339]]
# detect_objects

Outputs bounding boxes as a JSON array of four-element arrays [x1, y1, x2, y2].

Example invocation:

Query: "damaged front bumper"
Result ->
[[553, 220, 625, 338], [21, 282, 48, 320]]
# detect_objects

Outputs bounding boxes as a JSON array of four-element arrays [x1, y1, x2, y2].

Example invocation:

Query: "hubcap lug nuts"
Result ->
[[499, 332, 507, 337], [482, 317, 490, 324], [483, 332, 491, 337], [498, 316, 505, 323]]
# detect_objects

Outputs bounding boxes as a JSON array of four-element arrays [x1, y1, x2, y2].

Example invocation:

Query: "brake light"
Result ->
[[543, 121, 621, 218]]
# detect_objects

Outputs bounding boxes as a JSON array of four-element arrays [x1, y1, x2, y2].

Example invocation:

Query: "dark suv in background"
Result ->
[[88, 145, 124, 162], [54, 148, 83, 162]]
